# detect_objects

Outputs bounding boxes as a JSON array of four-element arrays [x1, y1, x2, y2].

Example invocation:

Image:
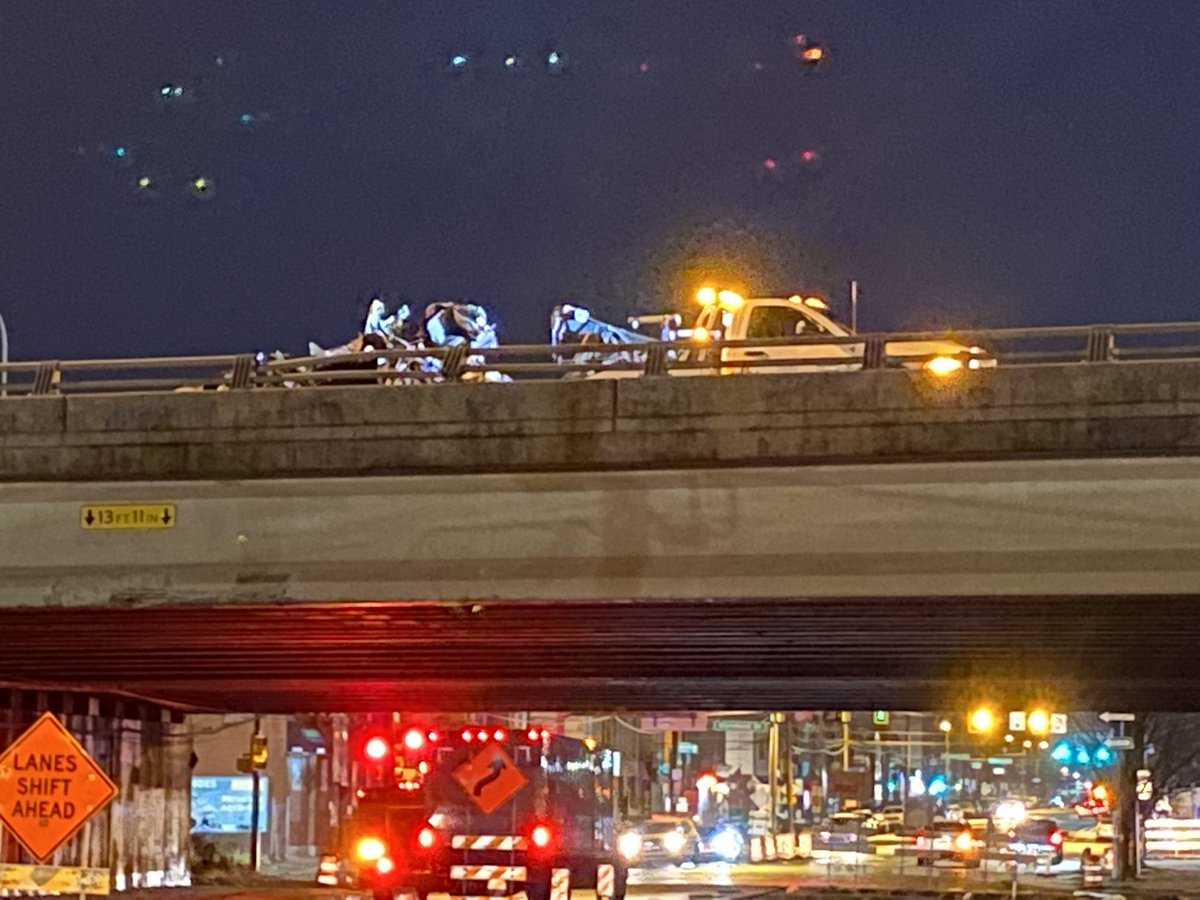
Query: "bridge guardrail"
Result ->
[[3, 320, 1200, 397]]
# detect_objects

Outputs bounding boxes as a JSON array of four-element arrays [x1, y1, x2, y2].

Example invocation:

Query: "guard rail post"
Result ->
[[1086, 326, 1115, 362], [861, 336, 886, 369], [641, 343, 668, 376], [32, 362, 60, 395], [441, 345, 468, 380], [229, 354, 256, 389]]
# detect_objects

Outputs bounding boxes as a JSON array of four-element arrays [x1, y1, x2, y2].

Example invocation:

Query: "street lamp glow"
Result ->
[[1027, 709, 1050, 736], [938, 719, 952, 733], [696, 286, 717, 305]]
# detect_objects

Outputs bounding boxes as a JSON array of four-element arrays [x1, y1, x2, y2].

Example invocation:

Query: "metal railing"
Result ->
[[3, 320, 1200, 397]]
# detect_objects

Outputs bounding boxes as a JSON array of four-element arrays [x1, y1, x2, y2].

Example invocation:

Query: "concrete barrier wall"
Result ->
[[3, 361, 1200, 482]]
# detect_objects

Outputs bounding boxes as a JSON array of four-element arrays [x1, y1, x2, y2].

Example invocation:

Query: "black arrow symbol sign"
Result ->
[[162, 508, 172, 525], [84, 510, 95, 526], [472, 755, 506, 797]]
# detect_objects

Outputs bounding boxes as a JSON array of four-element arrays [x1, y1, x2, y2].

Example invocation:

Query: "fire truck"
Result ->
[[318, 722, 627, 900]]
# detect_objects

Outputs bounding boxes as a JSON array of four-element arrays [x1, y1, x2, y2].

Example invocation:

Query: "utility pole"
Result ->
[[768, 714, 780, 833], [840, 711, 851, 771], [250, 717, 263, 871], [783, 717, 796, 831], [1112, 716, 1145, 881], [849, 281, 859, 334]]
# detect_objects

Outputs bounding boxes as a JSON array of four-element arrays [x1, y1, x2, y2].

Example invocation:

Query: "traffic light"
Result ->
[[968, 706, 996, 734], [1027, 709, 1050, 736], [251, 734, 268, 768]]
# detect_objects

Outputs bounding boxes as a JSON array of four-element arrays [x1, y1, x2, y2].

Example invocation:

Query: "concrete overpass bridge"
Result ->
[[3, 356, 1200, 711]]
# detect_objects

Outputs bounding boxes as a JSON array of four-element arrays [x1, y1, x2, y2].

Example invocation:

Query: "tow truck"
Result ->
[[317, 723, 626, 900], [550, 290, 993, 376]]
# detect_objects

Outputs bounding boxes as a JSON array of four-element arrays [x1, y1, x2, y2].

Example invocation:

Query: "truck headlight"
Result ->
[[618, 831, 643, 860]]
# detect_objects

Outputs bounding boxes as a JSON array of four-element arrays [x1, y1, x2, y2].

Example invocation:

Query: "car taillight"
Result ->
[[531, 825, 553, 848], [376, 857, 395, 874], [404, 728, 426, 750], [1050, 830, 1063, 846], [417, 826, 438, 849]]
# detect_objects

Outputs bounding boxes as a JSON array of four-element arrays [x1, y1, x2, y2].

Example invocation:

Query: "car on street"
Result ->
[[1007, 817, 1065, 864], [915, 821, 982, 867], [618, 817, 700, 867]]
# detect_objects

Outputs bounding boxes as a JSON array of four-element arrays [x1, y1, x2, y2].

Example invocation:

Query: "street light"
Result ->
[[939, 719, 952, 791]]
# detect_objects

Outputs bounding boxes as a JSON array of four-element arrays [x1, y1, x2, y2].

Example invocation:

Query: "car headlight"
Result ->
[[954, 831, 974, 853], [618, 831, 643, 860], [710, 827, 743, 861], [662, 831, 687, 855]]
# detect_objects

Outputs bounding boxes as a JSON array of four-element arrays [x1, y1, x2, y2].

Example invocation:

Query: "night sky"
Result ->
[[3, 1, 1199, 361]]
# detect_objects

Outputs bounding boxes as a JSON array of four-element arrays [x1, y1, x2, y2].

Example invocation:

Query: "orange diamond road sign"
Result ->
[[453, 745, 528, 814], [0, 712, 118, 861]]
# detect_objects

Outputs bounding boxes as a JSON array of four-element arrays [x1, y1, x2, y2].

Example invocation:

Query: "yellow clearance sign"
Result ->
[[0, 713, 119, 860], [79, 503, 176, 530]]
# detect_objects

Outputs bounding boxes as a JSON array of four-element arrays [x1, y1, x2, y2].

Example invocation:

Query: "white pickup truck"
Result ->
[[684, 289, 993, 375], [563, 291, 993, 377]]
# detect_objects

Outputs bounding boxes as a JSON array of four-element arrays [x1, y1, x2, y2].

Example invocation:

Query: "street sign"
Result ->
[[0, 713, 118, 861], [79, 503, 176, 530], [872, 711, 890, 726], [453, 745, 528, 814], [678, 741, 699, 755], [1009, 711, 1026, 732], [1099, 712, 1136, 724], [711, 719, 767, 732], [1050, 713, 1068, 734], [1105, 736, 1135, 750]]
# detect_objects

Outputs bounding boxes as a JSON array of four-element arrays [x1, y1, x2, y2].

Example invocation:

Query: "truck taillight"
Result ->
[[461, 728, 474, 742], [364, 736, 390, 761], [417, 826, 438, 849], [493, 728, 508, 742], [356, 837, 386, 862], [1050, 830, 1063, 846], [531, 824, 553, 848]]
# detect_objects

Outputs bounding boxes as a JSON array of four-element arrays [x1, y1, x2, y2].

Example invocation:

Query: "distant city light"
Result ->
[[450, 54, 469, 69], [113, 146, 128, 159]]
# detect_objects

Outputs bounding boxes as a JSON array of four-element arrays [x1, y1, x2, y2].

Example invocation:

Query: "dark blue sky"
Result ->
[[2, 1, 1198, 360]]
